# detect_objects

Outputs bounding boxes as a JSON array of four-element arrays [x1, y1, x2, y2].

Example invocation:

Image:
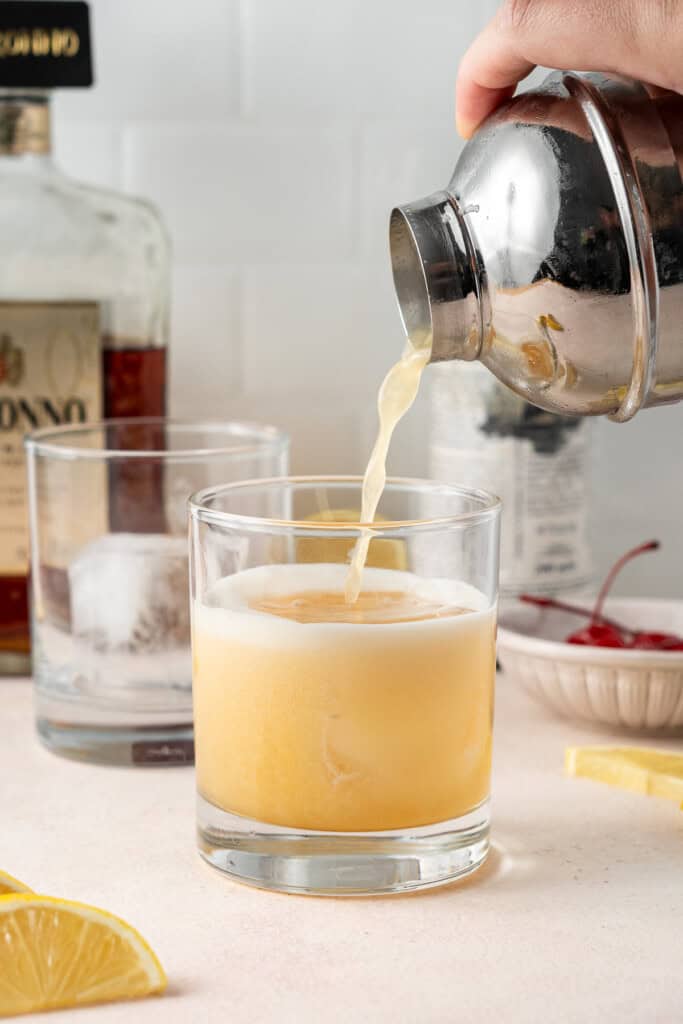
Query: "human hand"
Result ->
[[456, 0, 683, 137]]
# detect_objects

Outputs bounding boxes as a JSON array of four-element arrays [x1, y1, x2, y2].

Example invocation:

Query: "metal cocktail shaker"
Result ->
[[390, 71, 683, 422]]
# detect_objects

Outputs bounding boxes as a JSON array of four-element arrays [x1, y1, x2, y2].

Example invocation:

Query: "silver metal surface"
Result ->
[[390, 72, 683, 420]]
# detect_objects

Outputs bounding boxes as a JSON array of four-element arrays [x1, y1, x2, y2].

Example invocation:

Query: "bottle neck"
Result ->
[[0, 90, 51, 158]]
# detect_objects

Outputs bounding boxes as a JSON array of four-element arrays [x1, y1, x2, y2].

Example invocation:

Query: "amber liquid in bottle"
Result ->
[[0, 343, 167, 662], [103, 343, 168, 534]]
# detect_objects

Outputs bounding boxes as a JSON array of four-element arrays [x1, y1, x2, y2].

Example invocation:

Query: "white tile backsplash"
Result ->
[[49, 2, 683, 592], [56, 0, 240, 121], [358, 119, 464, 257], [225, 390, 366, 475], [344, 0, 499, 119], [242, 0, 355, 115], [123, 120, 354, 264], [53, 120, 123, 191], [170, 266, 241, 418], [242, 263, 405, 396], [592, 407, 683, 598], [243, 0, 499, 118]]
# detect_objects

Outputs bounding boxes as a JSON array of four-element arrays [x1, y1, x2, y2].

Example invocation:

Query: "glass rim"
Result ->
[[189, 474, 501, 533], [23, 417, 290, 462]]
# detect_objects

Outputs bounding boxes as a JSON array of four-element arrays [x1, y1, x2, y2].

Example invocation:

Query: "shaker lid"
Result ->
[[0, 2, 92, 88]]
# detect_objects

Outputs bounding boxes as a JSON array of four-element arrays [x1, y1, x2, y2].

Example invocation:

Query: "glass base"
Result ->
[[37, 717, 194, 766], [33, 630, 194, 765], [197, 794, 490, 896]]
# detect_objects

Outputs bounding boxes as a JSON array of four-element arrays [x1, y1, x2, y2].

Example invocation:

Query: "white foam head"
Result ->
[[194, 563, 493, 648]]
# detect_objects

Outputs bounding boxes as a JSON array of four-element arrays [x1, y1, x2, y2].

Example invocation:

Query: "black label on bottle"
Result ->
[[481, 404, 580, 455], [0, 2, 92, 87]]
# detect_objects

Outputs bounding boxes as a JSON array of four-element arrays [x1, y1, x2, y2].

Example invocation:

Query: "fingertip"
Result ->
[[455, 13, 534, 141], [455, 112, 477, 140], [456, 82, 518, 141]]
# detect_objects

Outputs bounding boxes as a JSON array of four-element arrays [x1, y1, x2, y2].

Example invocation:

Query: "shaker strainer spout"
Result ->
[[389, 193, 482, 364], [390, 71, 683, 421]]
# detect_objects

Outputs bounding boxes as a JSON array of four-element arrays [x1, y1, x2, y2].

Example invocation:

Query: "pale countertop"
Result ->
[[3, 674, 682, 1024]]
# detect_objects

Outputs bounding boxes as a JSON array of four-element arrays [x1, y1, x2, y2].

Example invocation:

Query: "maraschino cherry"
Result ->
[[567, 621, 628, 648], [630, 631, 683, 651], [520, 540, 683, 650]]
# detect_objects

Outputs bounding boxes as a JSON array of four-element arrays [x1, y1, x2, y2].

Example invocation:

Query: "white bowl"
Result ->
[[497, 597, 683, 732]]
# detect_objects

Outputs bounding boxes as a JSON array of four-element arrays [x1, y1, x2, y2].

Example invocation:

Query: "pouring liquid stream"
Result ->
[[345, 333, 432, 603]]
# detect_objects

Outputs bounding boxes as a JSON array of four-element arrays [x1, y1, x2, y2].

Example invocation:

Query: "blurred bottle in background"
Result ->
[[430, 362, 593, 599], [0, 1, 170, 674]]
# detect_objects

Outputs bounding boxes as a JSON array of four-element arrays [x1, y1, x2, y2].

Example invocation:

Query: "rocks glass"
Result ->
[[25, 419, 288, 765], [190, 475, 500, 895]]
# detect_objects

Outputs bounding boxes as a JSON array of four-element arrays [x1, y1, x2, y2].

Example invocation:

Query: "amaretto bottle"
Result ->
[[0, 2, 170, 674]]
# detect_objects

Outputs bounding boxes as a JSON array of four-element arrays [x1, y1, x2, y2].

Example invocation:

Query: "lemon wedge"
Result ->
[[298, 508, 408, 570], [0, 894, 166, 1018], [566, 746, 683, 805], [0, 871, 31, 895]]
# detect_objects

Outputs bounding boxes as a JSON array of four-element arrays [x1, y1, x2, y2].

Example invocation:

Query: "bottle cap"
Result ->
[[0, 1, 92, 88]]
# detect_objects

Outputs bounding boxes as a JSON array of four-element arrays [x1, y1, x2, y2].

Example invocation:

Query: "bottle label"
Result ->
[[0, 301, 101, 575], [432, 428, 592, 594], [430, 363, 593, 595]]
